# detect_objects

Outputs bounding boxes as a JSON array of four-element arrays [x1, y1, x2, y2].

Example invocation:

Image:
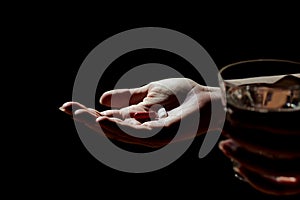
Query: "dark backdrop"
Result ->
[[14, 9, 300, 200]]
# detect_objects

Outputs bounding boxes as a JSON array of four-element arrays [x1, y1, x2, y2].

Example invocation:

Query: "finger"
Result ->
[[97, 116, 152, 131], [74, 111, 143, 140], [100, 85, 149, 108], [100, 106, 149, 120], [96, 114, 143, 125], [74, 108, 98, 124], [99, 109, 123, 119], [233, 166, 300, 196], [72, 109, 158, 146], [87, 108, 102, 117], [219, 139, 300, 177], [59, 101, 88, 116], [72, 109, 109, 138]]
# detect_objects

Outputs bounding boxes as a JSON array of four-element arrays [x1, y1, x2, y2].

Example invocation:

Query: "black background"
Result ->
[[10, 6, 300, 200]]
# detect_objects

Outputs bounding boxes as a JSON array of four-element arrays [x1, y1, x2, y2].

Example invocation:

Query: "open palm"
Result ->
[[60, 78, 221, 148]]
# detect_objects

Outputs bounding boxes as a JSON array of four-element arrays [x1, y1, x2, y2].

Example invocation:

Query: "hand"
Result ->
[[60, 78, 222, 148]]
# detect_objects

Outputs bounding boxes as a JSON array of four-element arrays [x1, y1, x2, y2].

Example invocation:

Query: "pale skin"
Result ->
[[60, 78, 300, 196]]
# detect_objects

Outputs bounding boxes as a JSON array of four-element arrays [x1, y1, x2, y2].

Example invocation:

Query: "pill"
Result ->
[[157, 107, 167, 118], [133, 111, 157, 120]]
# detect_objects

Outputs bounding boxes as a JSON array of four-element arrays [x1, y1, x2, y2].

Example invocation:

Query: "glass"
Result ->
[[218, 59, 300, 196]]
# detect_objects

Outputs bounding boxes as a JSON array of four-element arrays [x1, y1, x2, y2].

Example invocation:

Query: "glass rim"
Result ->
[[218, 58, 300, 89], [219, 58, 300, 75]]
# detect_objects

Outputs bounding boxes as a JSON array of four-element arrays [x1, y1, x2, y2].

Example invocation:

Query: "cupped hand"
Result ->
[[60, 78, 222, 148]]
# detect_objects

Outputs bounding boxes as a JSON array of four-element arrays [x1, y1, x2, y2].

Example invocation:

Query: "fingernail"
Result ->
[[59, 104, 72, 115], [59, 106, 66, 112], [59, 102, 86, 115]]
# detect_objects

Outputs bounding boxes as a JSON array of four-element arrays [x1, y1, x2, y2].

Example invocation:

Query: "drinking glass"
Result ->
[[218, 59, 300, 196]]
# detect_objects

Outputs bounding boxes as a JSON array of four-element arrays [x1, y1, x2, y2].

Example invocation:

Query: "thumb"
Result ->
[[100, 84, 149, 108]]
